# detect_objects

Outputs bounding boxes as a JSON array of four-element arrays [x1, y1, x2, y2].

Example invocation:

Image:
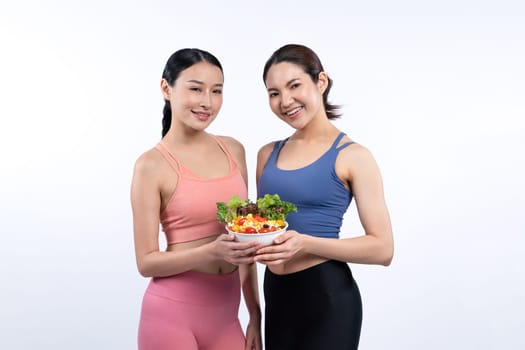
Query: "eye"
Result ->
[[269, 92, 278, 98], [190, 87, 202, 92], [290, 83, 300, 89], [213, 89, 223, 95]]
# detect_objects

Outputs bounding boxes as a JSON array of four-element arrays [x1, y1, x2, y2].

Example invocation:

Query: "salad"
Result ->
[[216, 194, 297, 234]]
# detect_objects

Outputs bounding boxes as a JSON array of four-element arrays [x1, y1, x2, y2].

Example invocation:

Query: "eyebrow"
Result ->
[[186, 79, 223, 87], [267, 78, 300, 91]]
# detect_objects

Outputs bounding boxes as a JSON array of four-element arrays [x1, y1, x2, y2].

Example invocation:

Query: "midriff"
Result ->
[[268, 253, 328, 275], [167, 235, 238, 275]]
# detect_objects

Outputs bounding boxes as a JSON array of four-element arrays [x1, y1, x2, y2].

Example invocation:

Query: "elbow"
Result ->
[[378, 240, 394, 266], [382, 254, 393, 266], [137, 265, 152, 278], [382, 244, 394, 266], [138, 269, 153, 278], [136, 259, 154, 278]]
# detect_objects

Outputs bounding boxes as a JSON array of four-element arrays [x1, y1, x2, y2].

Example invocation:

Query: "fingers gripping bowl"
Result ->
[[217, 194, 297, 246]]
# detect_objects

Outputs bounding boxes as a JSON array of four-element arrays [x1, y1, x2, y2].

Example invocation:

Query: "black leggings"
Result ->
[[264, 260, 362, 350]]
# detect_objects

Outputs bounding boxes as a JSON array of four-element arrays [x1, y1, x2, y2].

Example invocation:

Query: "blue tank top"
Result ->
[[258, 132, 354, 239]]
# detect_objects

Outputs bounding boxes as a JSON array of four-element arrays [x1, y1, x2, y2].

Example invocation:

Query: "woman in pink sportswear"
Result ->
[[130, 48, 262, 350]]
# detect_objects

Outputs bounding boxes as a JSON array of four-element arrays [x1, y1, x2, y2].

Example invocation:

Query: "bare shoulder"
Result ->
[[341, 141, 374, 162], [257, 141, 277, 160], [133, 147, 164, 179], [217, 135, 245, 155], [256, 141, 278, 181], [337, 138, 381, 180], [217, 135, 247, 181]]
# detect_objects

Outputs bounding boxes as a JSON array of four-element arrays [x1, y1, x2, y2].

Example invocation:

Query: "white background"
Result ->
[[1, 1, 524, 349]]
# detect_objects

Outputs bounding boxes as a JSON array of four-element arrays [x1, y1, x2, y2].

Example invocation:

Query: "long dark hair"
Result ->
[[161, 48, 223, 137], [262, 44, 341, 120]]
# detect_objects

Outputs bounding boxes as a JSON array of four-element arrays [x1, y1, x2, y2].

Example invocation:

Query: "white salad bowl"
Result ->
[[226, 222, 288, 246]]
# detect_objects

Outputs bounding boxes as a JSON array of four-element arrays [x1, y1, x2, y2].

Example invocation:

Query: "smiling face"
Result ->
[[265, 62, 328, 129], [161, 61, 224, 132]]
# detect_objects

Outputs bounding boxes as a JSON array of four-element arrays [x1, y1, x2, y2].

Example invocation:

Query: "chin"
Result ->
[[193, 118, 215, 128], [286, 118, 307, 130]]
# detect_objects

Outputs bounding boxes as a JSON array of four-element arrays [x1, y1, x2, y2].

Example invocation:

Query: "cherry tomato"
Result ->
[[253, 215, 267, 222], [243, 227, 257, 234]]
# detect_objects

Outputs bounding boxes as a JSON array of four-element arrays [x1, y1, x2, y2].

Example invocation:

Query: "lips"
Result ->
[[192, 110, 212, 121], [284, 106, 302, 118]]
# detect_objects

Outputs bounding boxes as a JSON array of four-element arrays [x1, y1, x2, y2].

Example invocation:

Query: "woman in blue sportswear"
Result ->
[[254, 44, 394, 350]]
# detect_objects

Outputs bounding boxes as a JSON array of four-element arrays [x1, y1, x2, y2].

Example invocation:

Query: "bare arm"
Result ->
[[240, 263, 262, 349], [255, 144, 394, 266]]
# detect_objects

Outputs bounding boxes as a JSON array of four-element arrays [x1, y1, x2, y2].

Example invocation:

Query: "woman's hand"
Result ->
[[212, 234, 262, 265], [244, 317, 262, 350], [253, 230, 304, 265]]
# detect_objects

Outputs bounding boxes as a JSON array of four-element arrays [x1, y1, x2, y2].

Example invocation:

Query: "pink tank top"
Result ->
[[155, 137, 247, 244]]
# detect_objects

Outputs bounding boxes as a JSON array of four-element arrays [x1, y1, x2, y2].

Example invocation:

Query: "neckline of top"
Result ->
[[273, 132, 350, 172], [158, 136, 237, 180]]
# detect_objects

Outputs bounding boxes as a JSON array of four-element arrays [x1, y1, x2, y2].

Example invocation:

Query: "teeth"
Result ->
[[286, 107, 301, 116]]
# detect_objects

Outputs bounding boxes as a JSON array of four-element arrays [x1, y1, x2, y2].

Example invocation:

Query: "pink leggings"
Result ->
[[138, 269, 246, 350]]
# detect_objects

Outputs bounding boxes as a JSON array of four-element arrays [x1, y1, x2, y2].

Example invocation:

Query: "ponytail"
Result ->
[[322, 76, 341, 120], [162, 100, 171, 137]]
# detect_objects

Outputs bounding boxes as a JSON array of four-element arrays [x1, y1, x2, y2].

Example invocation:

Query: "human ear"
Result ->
[[160, 79, 171, 100], [317, 72, 329, 94]]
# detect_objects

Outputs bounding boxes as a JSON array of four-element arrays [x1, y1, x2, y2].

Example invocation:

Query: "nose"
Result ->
[[280, 90, 293, 108], [200, 90, 211, 109]]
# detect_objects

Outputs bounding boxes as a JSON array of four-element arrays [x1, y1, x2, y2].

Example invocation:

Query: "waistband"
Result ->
[[265, 260, 353, 290], [146, 269, 240, 306]]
